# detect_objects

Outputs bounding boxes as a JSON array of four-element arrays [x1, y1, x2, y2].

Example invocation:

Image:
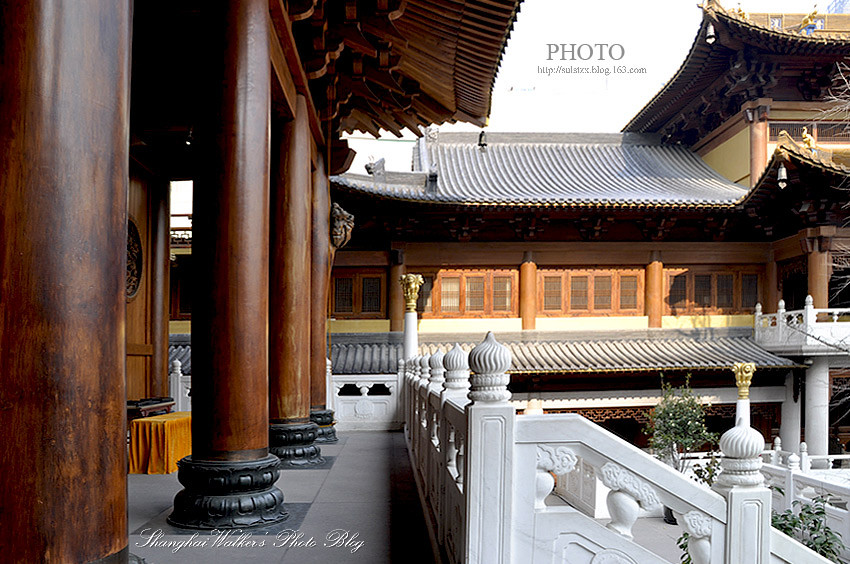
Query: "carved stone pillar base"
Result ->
[[168, 454, 288, 529], [270, 422, 324, 466], [311, 409, 338, 443]]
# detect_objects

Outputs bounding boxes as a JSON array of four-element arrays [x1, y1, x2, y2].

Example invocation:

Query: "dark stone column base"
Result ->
[[269, 422, 324, 466], [311, 409, 338, 443], [168, 454, 288, 530]]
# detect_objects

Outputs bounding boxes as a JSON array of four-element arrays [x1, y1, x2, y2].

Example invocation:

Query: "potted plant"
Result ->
[[645, 376, 718, 524]]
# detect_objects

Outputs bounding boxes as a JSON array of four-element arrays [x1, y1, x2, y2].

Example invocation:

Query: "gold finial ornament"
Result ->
[[802, 126, 816, 150], [400, 274, 425, 312], [732, 362, 756, 399]]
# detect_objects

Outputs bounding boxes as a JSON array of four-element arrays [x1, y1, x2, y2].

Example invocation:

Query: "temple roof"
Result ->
[[327, 329, 798, 375], [623, 1, 850, 142], [332, 131, 748, 209]]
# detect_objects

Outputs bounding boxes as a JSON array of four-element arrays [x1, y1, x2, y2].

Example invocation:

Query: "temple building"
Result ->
[[325, 2, 850, 454]]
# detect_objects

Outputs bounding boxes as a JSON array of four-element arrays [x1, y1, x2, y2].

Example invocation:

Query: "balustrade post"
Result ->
[[803, 295, 816, 339], [400, 274, 424, 361], [754, 303, 763, 341], [465, 332, 514, 564], [777, 299, 786, 341], [713, 362, 770, 564]]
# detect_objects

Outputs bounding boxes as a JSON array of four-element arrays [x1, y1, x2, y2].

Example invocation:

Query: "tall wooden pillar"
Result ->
[[749, 114, 768, 188], [520, 252, 537, 330], [808, 245, 830, 309], [0, 2, 130, 561], [645, 251, 664, 328], [269, 95, 322, 465], [390, 259, 406, 332], [150, 179, 171, 397], [311, 155, 331, 411], [169, 0, 287, 529], [765, 252, 778, 314]]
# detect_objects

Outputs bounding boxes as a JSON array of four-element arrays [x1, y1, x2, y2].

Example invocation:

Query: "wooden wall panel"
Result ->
[[127, 172, 154, 399]]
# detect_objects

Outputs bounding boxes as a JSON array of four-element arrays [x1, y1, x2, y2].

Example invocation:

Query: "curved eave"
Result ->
[[623, 6, 850, 134], [737, 140, 850, 208]]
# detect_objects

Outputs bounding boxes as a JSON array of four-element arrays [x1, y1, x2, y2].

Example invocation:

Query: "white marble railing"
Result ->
[[402, 332, 826, 564], [754, 296, 850, 354], [331, 372, 401, 430], [168, 359, 191, 412], [761, 437, 850, 562]]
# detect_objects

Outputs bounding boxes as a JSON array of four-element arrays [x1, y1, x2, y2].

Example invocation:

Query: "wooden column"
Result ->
[[645, 251, 664, 328], [269, 94, 322, 465], [170, 0, 286, 529], [311, 154, 331, 411], [808, 245, 831, 309], [390, 257, 406, 332], [0, 2, 131, 561], [150, 179, 171, 397], [520, 252, 537, 330], [749, 115, 768, 188], [765, 252, 778, 314]]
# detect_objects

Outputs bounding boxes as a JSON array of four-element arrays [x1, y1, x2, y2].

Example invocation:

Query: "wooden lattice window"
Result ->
[[665, 268, 761, 314], [669, 274, 687, 309], [330, 269, 386, 318], [426, 269, 518, 317], [742, 274, 759, 309], [538, 268, 644, 316], [543, 276, 562, 311], [465, 277, 485, 311], [570, 276, 588, 310], [441, 277, 460, 313], [620, 276, 638, 310], [594, 275, 612, 310], [694, 275, 712, 308], [361, 277, 382, 313], [716, 274, 734, 309], [334, 278, 354, 313], [417, 275, 433, 313], [493, 276, 512, 312]]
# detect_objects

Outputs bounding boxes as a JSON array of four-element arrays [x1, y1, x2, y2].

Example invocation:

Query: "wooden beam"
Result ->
[[269, 0, 326, 148], [268, 17, 297, 118]]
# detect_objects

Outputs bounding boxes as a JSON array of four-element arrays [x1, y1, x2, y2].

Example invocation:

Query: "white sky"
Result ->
[[345, 0, 823, 172]]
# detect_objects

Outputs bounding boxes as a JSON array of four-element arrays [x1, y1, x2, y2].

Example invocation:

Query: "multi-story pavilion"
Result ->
[[0, 0, 521, 561]]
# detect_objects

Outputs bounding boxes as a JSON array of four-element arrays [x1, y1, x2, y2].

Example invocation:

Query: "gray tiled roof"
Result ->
[[332, 132, 748, 208], [331, 342, 404, 375], [168, 334, 191, 375], [419, 336, 798, 373]]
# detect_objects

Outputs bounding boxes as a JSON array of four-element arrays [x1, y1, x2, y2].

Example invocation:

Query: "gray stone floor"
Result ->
[[129, 431, 434, 564], [129, 430, 686, 563]]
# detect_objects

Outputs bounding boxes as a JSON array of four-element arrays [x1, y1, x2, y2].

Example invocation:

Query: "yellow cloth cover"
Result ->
[[129, 411, 192, 474]]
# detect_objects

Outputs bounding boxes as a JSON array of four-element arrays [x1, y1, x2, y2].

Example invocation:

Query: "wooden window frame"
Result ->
[[169, 255, 192, 320], [330, 268, 387, 319], [536, 268, 645, 316], [422, 268, 519, 318], [664, 266, 763, 315]]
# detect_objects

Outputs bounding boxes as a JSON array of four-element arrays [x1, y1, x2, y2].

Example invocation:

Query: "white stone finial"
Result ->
[[467, 332, 511, 403], [716, 418, 766, 489], [429, 350, 445, 387], [443, 343, 470, 391], [419, 353, 431, 381], [778, 299, 786, 311], [754, 303, 762, 315], [773, 437, 781, 450], [805, 295, 814, 307], [788, 452, 801, 470], [170, 359, 182, 376], [800, 441, 808, 454]]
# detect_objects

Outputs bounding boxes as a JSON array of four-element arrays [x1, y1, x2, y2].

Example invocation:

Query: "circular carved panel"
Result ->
[[126, 218, 143, 300]]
